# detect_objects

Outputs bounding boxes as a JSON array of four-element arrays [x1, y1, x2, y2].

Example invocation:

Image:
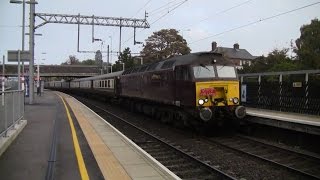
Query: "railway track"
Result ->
[[208, 135, 320, 179], [80, 98, 235, 180], [75, 96, 319, 180]]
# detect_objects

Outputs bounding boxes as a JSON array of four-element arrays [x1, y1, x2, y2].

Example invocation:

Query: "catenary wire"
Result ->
[[122, 0, 188, 46], [182, 0, 253, 29], [131, 0, 153, 18], [190, 1, 320, 44], [148, 0, 183, 16]]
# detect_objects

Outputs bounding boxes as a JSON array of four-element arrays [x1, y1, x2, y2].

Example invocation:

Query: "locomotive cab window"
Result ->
[[193, 65, 215, 78], [216, 66, 237, 78]]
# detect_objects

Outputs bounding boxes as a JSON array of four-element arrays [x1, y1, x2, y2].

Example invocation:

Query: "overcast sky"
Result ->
[[1, 0, 319, 65]]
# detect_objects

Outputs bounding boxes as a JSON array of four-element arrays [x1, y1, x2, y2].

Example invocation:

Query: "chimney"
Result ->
[[233, 43, 239, 50], [211, 41, 217, 51]]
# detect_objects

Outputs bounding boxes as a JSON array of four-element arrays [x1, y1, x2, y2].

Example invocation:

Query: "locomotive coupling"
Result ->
[[235, 106, 246, 119], [199, 107, 212, 121]]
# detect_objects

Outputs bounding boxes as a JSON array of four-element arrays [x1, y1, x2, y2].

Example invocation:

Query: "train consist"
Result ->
[[46, 51, 246, 127]]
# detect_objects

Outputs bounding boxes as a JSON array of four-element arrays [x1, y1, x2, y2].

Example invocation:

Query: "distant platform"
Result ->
[[245, 107, 320, 135]]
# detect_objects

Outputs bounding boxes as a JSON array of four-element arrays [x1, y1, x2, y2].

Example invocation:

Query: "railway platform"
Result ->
[[246, 107, 320, 135], [0, 90, 178, 180]]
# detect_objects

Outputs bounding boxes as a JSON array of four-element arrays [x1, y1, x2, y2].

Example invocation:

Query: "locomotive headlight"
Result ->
[[233, 97, 239, 104], [198, 99, 205, 105]]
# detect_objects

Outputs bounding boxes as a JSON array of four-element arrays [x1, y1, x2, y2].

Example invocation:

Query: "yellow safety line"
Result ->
[[57, 93, 90, 180]]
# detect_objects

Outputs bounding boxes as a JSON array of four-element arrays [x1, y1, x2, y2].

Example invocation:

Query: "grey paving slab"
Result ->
[[111, 146, 146, 165], [0, 91, 103, 180], [123, 164, 164, 178]]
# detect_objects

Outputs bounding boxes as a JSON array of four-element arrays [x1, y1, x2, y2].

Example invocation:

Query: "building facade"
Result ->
[[211, 42, 257, 69]]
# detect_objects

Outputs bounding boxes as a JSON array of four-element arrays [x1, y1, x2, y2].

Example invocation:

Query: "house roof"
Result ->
[[213, 47, 256, 60]]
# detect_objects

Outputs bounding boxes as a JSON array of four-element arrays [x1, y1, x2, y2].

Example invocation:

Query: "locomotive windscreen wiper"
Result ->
[[200, 63, 210, 71]]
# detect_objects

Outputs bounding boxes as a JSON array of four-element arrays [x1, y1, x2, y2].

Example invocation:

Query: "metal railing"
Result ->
[[239, 70, 320, 115], [0, 90, 24, 137]]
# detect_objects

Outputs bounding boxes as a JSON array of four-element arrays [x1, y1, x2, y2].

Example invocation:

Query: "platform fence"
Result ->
[[239, 70, 320, 115], [0, 90, 24, 137]]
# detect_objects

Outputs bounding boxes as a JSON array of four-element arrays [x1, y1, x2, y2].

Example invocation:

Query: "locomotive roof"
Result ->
[[123, 51, 234, 75], [72, 70, 123, 82]]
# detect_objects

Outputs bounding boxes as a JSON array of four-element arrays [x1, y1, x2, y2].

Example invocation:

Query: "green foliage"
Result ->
[[61, 55, 81, 65], [112, 47, 135, 71], [141, 29, 191, 63], [61, 56, 99, 66], [81, 59, 96, 65], [112, 61, 124, 72], [95, 50, 103, 66], [294, 18, 320, 69], [268, 61, 300, 72], [239, 48, 300, 73]]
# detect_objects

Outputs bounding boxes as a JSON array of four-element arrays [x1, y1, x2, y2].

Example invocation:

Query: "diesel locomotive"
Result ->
[[46, 51, 246, 127]]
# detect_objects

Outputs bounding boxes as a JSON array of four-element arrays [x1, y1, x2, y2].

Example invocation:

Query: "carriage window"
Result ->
[[216, 66, 236, 78], [161, 60, 175, 69], [110, 80, 113, 88], [193, 65, 215, 78]]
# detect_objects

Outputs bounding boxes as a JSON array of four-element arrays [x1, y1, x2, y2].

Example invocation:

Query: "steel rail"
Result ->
[[206, 136, 320, 179], [237, 134, 320, 162]]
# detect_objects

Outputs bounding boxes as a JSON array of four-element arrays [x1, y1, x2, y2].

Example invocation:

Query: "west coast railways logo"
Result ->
[[200, 87, 216, 96]]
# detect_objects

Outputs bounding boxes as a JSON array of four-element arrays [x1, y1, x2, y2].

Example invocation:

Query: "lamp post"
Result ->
[[109, 36, 112, 55]]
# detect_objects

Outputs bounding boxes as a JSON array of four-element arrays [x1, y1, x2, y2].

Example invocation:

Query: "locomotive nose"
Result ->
[[199, 107, 212, 121]]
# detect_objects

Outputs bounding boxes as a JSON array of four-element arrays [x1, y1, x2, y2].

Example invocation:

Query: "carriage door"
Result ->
[[115, 77, 121, 96]]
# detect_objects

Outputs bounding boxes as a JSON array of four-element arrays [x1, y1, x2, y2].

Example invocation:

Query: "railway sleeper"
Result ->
[[161, 159, 190, 167], [165, 163, 198, 169], [147, 150, 175, 156], [174, 168, 209, 178], [156, 157, 186, 163], [152, 154, 182, 160]]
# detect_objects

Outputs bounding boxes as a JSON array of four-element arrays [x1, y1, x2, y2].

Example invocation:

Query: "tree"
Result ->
[[61, 55, 80, 65], [119, 47, 135, 69], [239, 48, 299, 73], [81, 59, 96, 65], [140, 29, 191, 63], [294, 18, 320, 69], [112, 47, 135, 71], [266, 48, 300, 72], [95, 50, 103, 66], [112, 61, 124, 72]]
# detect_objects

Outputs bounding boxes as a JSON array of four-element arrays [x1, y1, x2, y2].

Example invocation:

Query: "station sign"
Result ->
[[7, 50, 30, 62], [293, 82, 302, 88]]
